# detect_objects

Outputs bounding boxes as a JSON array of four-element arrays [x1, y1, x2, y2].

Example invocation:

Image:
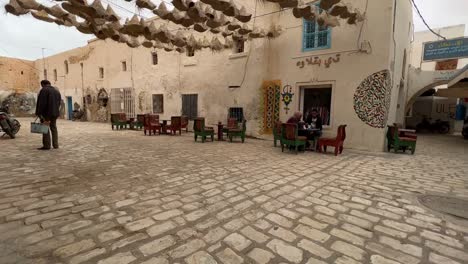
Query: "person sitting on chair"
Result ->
[[306, 109, 323, 136]]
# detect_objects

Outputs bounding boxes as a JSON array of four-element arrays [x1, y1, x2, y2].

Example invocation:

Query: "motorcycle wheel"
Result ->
[[4, 127, 15, 139], [11, 120, 20, 134], [439, 126, 450, 134]]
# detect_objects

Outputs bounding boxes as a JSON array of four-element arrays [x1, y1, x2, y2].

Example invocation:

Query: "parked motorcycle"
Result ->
[[416, 117, 450, 134], [72, 109, 85, 121], [463, 117, 468, 140], [0, 106, 21, 139]]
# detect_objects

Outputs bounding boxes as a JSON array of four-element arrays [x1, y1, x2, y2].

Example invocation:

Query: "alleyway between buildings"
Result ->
[[1, 119, 468, 264]]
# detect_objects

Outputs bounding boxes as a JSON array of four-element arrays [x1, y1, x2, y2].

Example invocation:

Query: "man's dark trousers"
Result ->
[[43, 118, 58, 149]]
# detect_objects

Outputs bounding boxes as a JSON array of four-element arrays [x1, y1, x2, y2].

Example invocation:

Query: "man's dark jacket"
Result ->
[[35, 85, 61, 120]]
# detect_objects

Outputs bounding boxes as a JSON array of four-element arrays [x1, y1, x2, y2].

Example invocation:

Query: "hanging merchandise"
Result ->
[[143, 21, 159, 40], [210, 37, 224, 51], [235, 6, 251, 23], [238, 24, 252, 35], [223, 36, 233, 48], [5, 0, 29, 16], [227, 21, 241, 31], [31, 10, 55, 23], [136, 0, 156, 10], [223, 0, 238, 17], [172, 0, 189, 11], [194, 23, 209, 32], [210, 0, 231, 12], [16, 0, 42, 11], [279, 0, 298, 9], [105, 5, 119, 22], [319, 0, 341, 10], [153, 2, 170, 19], [172, 31, 187, 47]]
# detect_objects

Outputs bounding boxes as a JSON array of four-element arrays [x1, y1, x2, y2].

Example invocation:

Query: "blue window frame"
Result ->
[[302, 5, 331, 52]]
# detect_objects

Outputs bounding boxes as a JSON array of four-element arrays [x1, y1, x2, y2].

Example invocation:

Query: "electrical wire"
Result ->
[[410, 0, 446, 40]]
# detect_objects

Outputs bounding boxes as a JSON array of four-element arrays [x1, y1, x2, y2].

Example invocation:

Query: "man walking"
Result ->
[[35, 80, 61, 150]]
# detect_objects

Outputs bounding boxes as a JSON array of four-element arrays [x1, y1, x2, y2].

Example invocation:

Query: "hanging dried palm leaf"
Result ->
[[249, 28, 265, 39], [136, 0, 156, 10], [316, 12, 326, 27], [194, 23, 209, 32], [238, 24, 252, 35], [324, 13, 340, 27], [90, 0, 106, 18], [5, 0, 29, 16], [176, 46, 186, 53], [206, 12, 222, 28], [187, 2, 207, 23], [153, 2, 170, 19], [222, 28, 233, 37], [210, 37, 223, 51], [46, 4, 68, 18], [142, 39, 153, 48], [232, 33, 244, 41], [126, 37, 142, 48], [210, 0, 230, 12], [144, 21, 159, 40], [227, 21, 241, 31], [155, 24, 172, 43], [222, 0, 237, 17], [200, 36, 211, 48], [16, 0, 42, 11], [123, 15, 145, 37], [347, 13, 357, 24], [319, 0, 340, 10], [187, 34, 201, 50], [104, 5, 119, 21], [31, 10, 55, 23], [172, 31, 187, 47], [223, 36, 233, 48], [94, 25, 107, 40], [219, 13, 230, 26], [163, 42, 174, 52], [210, 27, 221, 34], [204, 5, 216, 19], [61, 2, 86, 18], [172, 0, 188, 11], [235, 6, 251, 23], [279, 0, 298, 9]]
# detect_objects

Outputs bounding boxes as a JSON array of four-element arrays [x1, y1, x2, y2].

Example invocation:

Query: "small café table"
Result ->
[[299, 128, 321, 151], [161, 120, 171, 134], [211, 123, 225, 141]]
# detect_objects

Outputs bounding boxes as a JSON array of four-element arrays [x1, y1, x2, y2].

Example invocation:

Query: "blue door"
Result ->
[[66, 97, 73, 120]]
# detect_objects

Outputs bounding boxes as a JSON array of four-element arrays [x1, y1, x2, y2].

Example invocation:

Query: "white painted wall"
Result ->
[[33, 0, 413, 152]]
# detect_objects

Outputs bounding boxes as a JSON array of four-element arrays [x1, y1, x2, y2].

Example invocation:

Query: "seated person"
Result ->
[[287, 112, 306, 129], [306, 109, 323, 137]]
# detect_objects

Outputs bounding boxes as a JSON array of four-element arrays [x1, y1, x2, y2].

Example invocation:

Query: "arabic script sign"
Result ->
[[423, 37, 468, 61]]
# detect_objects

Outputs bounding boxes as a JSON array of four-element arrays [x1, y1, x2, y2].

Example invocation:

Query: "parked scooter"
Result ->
[[72, 109, 85, 121], [463, 117, 468, 140], [416, 117, 450, 134], [0, 106, 21, 139]]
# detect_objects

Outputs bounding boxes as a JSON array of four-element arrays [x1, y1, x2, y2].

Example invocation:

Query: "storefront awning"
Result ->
[[435, 87, 468, 98]]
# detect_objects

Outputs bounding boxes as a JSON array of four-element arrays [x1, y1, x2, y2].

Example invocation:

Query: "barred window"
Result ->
[[229, 107, 244, 122], [303, 4, 331, 51]]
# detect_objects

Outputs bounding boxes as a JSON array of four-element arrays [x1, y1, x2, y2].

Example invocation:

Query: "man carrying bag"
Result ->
[[35, 80, 61, 150]]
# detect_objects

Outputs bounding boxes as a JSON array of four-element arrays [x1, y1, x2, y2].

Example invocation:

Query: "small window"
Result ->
[[64, 60, 69, 74], [53, 69, 57, 82], [229, 107, 244, 122], [121, 61, 127, 71], [99, 67, 104, 78], [21, 71, 24, 75], [182, 94, 198, 120], [151, 52, 158, 65], [302, 4, 331, 51], [186, 47, 195, 57], [234, 40, 245, 54], [43, 69, 47, 80], [152, 94, 164, 113]]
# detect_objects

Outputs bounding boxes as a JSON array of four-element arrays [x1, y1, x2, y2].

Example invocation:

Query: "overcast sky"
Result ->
[[0, 0, 467, 60]]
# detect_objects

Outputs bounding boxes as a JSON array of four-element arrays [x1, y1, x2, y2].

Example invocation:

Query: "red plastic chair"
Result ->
[[144, 114, 162, 135], [318, 125, 347, 156]]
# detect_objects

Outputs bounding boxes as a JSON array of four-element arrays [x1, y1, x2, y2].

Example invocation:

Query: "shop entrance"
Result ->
[[299, 85, 332, 126]]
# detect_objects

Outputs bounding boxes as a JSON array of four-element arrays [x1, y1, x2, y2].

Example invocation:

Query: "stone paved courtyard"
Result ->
[[1, 119, 468, 264]]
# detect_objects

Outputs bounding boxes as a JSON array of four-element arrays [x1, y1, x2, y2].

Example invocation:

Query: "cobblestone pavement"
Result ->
[[1, 119, 468, 264]]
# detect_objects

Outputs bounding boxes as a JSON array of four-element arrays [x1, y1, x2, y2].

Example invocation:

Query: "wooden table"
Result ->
[[161, 120, 171, 134], [211, 123, 225, 141], [299, 128, 321, 151]]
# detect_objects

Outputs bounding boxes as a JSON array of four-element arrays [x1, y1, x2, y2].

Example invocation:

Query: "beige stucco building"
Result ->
[[2, 0, 418, 151]]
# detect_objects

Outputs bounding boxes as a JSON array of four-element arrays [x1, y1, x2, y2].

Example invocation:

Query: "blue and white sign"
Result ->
[[423, 37, 468, 61]]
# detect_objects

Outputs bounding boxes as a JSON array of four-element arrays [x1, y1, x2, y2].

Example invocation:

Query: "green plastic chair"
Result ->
[[281, 123, 307, 153], [193, 118, 214, 143], [228, 120, 246, 143], [387, 125, 416, 154]]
